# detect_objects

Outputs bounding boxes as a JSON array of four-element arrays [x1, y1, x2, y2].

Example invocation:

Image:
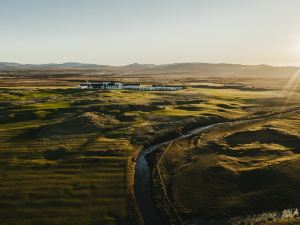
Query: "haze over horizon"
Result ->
[[1, 61, 300, 69], [1, 0, 300, 66]]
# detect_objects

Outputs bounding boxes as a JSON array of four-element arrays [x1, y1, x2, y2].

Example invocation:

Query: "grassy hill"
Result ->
[[156, 108, 300, 223]]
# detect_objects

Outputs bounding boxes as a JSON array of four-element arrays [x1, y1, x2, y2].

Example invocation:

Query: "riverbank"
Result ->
[[129, 117, 227, 224], [147, 142, 184, 225], [145, 123, 227, 225], [127, 145, 145, 225], [131, 116, 228, 225]]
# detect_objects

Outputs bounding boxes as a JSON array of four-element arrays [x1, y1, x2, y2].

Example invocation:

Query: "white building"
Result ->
[[78, 81, 123, 89], [123, 83, 141, 90], [140, 85, 182, 91], [78, 81, 183, 91]]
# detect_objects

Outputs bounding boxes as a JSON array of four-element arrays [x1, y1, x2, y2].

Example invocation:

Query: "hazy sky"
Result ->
[[1, 0, 300, 66]]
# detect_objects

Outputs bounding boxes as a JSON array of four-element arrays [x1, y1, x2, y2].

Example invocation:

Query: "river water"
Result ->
[[134, 124, 218, 225]]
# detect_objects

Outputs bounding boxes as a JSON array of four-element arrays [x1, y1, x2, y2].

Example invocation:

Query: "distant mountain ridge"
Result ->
[[0, 62, 110, 70], [0, 62, 298, 76]]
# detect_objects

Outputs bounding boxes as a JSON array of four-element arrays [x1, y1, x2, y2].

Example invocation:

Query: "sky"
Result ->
[[1, 0, 300, 66]]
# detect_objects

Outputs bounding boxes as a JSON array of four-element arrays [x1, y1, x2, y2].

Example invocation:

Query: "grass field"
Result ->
[[1, 70, 299, 225], [0, 85, 244, 225], [0, 90, 133, 225]]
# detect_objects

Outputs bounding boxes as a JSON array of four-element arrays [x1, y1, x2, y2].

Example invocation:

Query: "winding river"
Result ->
[[134, 109, 300, 225], [134, 124, 218, 225]]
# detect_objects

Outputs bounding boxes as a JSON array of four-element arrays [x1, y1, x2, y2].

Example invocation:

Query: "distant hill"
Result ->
[[0, 62, 298, 77], [120, 63, 157, 69], [0, 62, 110, 70], [128, 63, 299, 77]]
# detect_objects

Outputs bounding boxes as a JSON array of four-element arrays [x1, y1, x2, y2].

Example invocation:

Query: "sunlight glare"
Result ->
[[281, 68, 300, 104]]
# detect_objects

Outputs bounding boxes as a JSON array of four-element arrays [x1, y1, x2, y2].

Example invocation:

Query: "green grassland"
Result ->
[[156, 106, 300, 223], [0, 78, 298, 225]]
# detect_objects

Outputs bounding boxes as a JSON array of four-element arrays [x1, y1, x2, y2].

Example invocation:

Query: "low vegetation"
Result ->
[[0, 70, 299, 225]]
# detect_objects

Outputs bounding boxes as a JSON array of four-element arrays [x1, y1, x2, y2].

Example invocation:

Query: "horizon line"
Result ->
[[1, 61, 300, 68]]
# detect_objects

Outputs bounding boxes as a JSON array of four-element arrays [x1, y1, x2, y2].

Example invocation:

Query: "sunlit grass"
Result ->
[[0, 85, 293, 225]]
